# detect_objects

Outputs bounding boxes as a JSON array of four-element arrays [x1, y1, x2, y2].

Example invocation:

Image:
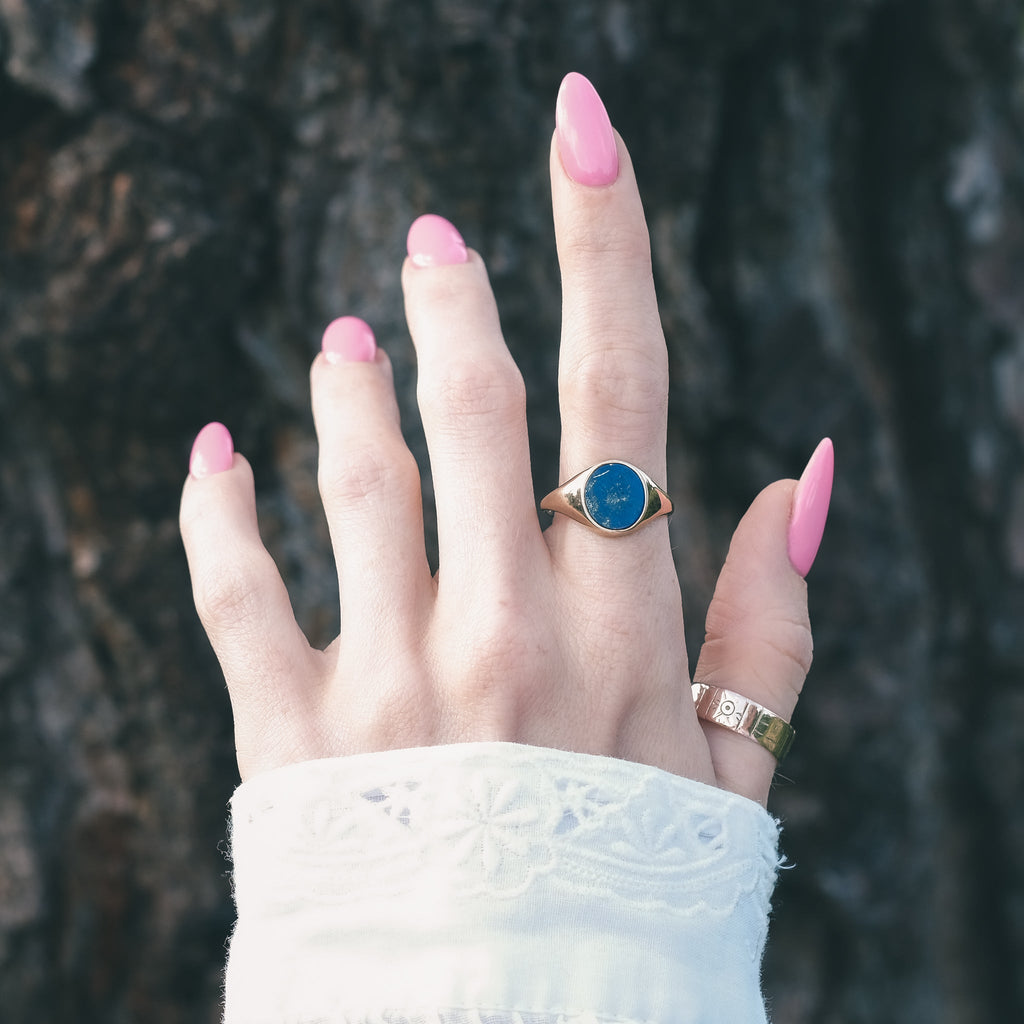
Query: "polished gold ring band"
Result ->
[[692, 683, 796, 762]]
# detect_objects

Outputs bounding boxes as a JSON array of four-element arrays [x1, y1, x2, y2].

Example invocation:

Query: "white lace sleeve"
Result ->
[[224, 742, 781, 1024]]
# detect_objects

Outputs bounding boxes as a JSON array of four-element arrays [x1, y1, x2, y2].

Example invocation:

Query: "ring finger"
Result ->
[[549, 75, 671, 574], [552, 73, 668, 479]]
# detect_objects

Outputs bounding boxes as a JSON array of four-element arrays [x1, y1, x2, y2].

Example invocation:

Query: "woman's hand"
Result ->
[[179, 72, 832, 807]]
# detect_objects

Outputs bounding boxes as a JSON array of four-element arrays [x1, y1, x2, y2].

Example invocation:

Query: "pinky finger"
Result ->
[[179, 424, 318, 772]]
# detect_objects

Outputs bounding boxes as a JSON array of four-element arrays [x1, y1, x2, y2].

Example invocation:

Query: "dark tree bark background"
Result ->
[[1, 1, 1022, 1021]]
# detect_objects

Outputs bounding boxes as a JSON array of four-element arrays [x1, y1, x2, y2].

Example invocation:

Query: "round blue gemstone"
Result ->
[[583, 462, 646, 531]]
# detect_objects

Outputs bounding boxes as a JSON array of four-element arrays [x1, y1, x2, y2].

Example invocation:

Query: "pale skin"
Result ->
[[179, 126, 812, 809]]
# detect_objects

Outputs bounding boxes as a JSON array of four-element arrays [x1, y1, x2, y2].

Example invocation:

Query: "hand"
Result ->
[[179, 73, 832, 807]]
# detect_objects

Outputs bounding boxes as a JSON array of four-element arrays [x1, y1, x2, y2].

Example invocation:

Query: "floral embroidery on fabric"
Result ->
[[232, 743, 779, 917], [225, 744, 781, 1024], [433, 773, 558, 896]]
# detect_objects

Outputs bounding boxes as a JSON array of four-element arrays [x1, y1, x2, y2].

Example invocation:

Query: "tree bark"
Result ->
[[1, 1, 1022, 1021]]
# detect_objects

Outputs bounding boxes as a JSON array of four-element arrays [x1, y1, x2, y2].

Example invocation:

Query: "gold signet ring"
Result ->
[[540, 461, 672, 537]]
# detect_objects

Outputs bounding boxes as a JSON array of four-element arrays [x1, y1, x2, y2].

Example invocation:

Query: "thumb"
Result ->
[[694, 439, 834, 804]]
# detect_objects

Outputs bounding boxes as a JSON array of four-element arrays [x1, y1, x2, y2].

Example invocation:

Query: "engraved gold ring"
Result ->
[[540, 461, 672, 536], [692, 683, 796, 762]]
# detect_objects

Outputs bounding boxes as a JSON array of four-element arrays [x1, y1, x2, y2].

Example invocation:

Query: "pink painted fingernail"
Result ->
[[189, 422, 234, 479], [321, 316, 377, 363], [406, 214, 469, 268], [555, 72, 619, 187], [788, 438, 834, 577]]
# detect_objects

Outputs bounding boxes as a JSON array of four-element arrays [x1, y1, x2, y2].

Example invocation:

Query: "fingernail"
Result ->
[[321, 316, 377, 364], [189, 422, 234, 479], [555, 71, 619, 187], [788, 438, 834, 577], [407, 214, 469, 268]]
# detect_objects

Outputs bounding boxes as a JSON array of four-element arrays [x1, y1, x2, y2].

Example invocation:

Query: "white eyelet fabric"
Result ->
[[225, 743, 781, 1024]]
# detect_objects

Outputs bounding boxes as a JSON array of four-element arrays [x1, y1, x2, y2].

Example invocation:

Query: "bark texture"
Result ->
[[1, 1, 1023, 1021]]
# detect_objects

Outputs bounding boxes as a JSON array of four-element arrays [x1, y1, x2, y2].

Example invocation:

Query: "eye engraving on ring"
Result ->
[[715, 698, 741, 727], [692, 683, 796, 762], [540, 461, 672, 536]]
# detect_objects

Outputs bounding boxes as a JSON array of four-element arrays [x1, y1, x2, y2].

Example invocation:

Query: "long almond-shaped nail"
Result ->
[[407, 214, 468, 268], [322, 316, 377, 363], [189, 422, 234, 479], [555, 71, 619, 186], [788, 438, 834, 576]]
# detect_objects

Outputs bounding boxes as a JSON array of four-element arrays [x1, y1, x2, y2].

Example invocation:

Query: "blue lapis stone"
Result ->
[[583, 462, 646, 531]]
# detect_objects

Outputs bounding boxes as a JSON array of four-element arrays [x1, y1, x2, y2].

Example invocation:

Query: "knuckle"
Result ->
[[368, 683, 436, 748], [758, 617, 814, 679], [576, 609, 658, 699], [421, 356, 526, 426], [450, 598, 546, 708], [409, 263, 471, 307], [704, 598, 814, 693], [561, 342, 666, 419], [743, 620, 813, 700], [318, 442, 413, 507], [191, 553, 265, 632], [560, 218, 652, 271]]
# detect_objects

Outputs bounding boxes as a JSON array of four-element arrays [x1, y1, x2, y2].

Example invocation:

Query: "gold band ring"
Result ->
[[540, 461, 672, 536], [692, 683, 796, 762]]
